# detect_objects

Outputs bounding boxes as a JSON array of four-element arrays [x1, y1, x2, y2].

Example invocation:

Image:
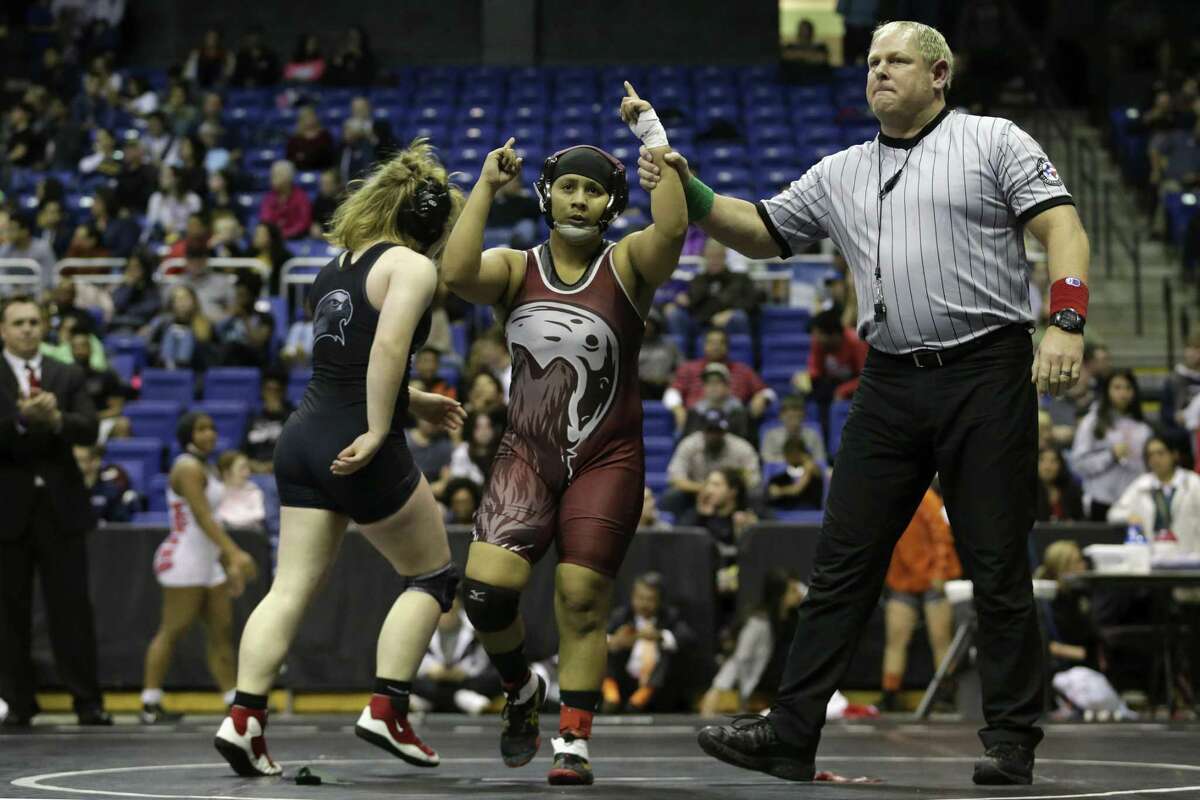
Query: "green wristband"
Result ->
[[683, 175, 715, 223]]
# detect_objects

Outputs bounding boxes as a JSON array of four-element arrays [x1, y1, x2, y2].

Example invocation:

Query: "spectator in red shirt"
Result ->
[[285, 105, 335, 172], [795, 308, 867, 442], [259, 160, 313, 240], [797, 308, 867, 401], [665, 328, 773, 431]]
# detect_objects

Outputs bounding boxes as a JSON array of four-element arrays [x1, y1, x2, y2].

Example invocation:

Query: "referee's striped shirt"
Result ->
[[756, 106, 1074, 354]]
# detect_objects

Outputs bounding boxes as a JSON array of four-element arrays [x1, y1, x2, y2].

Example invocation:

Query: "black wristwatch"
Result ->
[[1049, 308, 1085, 334]]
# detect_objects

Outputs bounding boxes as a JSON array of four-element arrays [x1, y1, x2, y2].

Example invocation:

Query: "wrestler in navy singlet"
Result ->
[[274, 242, 431, 523], [473, 240, 645, 577]]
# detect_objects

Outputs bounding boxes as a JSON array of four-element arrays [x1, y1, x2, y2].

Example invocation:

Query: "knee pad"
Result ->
[[461, 578, 521, 633], [401, 562, 460, 613]]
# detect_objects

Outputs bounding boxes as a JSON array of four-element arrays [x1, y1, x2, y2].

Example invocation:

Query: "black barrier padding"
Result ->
[[34, 525, 718, 698]]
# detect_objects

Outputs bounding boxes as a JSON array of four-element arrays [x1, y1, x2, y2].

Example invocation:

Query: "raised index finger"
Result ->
[[624, 80, 640, 100], [503, 136, 516, 149]]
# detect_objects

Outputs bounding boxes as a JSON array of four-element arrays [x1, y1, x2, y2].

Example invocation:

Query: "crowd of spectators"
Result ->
[[3, 5, 1200, 716]]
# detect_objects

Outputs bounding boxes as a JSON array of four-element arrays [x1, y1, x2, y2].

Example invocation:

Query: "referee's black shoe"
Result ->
[[697, 714, 815, 782], [973, 743, 1034, 785], [500, 673, 546, 767]]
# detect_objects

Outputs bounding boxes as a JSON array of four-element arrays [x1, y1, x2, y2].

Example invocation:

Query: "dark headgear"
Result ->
[[534, 145, 628, 232], [397, 178, 452, 251]]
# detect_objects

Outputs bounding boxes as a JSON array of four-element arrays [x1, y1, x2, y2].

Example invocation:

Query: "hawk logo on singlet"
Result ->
[[506, 301, 620, 479], [312, 289, 353, 347]]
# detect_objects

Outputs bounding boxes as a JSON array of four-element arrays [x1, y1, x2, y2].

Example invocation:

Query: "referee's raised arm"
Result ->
[[637, 149, 782, 259]]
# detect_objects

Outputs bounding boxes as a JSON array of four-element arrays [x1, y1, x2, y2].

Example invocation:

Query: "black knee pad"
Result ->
[[461, 578, 521, 632], [401, 562, 459, 613]]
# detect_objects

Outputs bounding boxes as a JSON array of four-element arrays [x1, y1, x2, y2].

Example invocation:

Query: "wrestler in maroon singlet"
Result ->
[[475, 240, 645, 577]]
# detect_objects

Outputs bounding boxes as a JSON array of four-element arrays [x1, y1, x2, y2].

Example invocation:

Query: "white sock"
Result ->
[[514, 672, 539, 704], [552, 735, 590, 758], [141, 688, 163, 705], [223, 689, 237, 706]]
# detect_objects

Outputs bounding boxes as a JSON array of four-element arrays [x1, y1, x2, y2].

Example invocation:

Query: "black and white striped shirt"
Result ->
[[757, 107, 1073, 354]]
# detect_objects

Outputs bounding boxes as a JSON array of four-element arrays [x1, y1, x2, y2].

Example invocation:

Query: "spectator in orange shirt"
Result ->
[[880, 484, 961, 711], [259, 160, 313, 240], [412, 346, 457, 400]]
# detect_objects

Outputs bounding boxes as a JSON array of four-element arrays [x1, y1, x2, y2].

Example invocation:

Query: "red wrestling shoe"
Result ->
[[355, 695, 439, 767], [214, 706, 281, 776]]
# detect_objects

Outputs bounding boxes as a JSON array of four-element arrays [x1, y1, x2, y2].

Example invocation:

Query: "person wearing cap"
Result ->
[[683, 361, 751, 440], [665, 327, 774, 432], [440, 83, 687, 785], [664, 407, 761, 516]]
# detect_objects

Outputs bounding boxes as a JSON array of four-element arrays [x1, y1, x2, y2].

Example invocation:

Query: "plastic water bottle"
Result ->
[[1124, 524, 1151, 574]]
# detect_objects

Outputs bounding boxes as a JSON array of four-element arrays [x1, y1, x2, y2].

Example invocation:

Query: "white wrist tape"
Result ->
[[631, 108, 670, 149]]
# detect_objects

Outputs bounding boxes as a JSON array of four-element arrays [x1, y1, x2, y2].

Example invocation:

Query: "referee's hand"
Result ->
[[1032, 327, 1084, 398]]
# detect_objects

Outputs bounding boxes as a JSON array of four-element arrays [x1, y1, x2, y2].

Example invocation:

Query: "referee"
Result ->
[[640, 21, 1089, 786]]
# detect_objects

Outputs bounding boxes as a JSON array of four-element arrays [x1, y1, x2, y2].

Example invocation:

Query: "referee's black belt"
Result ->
[[870, 324, 1028, 369]]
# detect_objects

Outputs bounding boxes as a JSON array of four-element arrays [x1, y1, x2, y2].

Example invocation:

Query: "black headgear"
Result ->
[[534, 145, 628, 232], [397, 178, 452, 251]]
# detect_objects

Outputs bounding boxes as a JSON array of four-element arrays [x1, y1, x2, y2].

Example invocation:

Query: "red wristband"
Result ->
[[1049, 277, 1088, 319]]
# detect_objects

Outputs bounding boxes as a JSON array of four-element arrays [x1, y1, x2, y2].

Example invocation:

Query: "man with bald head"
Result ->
[[643, 21, 1091, 786]]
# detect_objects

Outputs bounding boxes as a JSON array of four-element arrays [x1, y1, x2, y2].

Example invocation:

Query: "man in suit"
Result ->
[[0, 294, 110, 727], [603, 572, 696, 713]]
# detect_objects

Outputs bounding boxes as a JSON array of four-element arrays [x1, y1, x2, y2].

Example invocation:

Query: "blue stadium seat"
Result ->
[[762, 365, 798, 401], [103, 335, 148, 374], [148, 473, 170, 512], [711, 166, 752, 189], [761, 306, 812, 337], [104, 437, 163, 483], [762, 336, 811, 371], [195, 400, 250, 445], [748, 124, 793, 146], [828, 399, 852, 456], [452, 125, 498, 146], [802, 124, 841, 145], [124, 401, 183, 441], [287, 369, 312, 407], [699, 104, 739, 127], [140, 369, 195, 404], [450, 322, 469, 358], [773, 509, 824, 524], [746, 105, 788, 124], [110, 353, 136, 384], [759, 144, 798, 166], [643, 435, 675, 473], [548, 124, 597, 147], [697, 144, 747, 165], [457, 104, 500, 124], [131, 511, 170, 527], [560, 103, 600, 122], [642, 401, 675, 439], [1165, 192, 1198, 246]]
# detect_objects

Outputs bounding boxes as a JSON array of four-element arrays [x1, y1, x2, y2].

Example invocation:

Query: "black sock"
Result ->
[[491, 646, 531, 687], [233, 691, 267, 710], [560, 690, 601, 714], [374, 677, 411, 716]]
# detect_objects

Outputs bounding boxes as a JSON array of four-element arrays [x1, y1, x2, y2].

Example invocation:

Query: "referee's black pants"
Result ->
[[769, 325, 1045, 752]]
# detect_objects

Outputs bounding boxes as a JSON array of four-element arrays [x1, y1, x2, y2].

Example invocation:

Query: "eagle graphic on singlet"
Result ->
[[312, 289, 353, 346], [505, 301, 620, 479]]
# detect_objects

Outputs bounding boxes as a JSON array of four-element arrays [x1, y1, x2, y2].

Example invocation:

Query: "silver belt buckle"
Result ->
[[912, 351, 944, 368]]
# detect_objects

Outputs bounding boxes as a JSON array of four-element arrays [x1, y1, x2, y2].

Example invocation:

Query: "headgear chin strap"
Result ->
[[534, 145, 628, 233], [397, 178, 452, 251]]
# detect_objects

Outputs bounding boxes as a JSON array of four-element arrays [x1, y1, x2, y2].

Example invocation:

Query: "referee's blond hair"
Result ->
[[871, 21, 955, 91]]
